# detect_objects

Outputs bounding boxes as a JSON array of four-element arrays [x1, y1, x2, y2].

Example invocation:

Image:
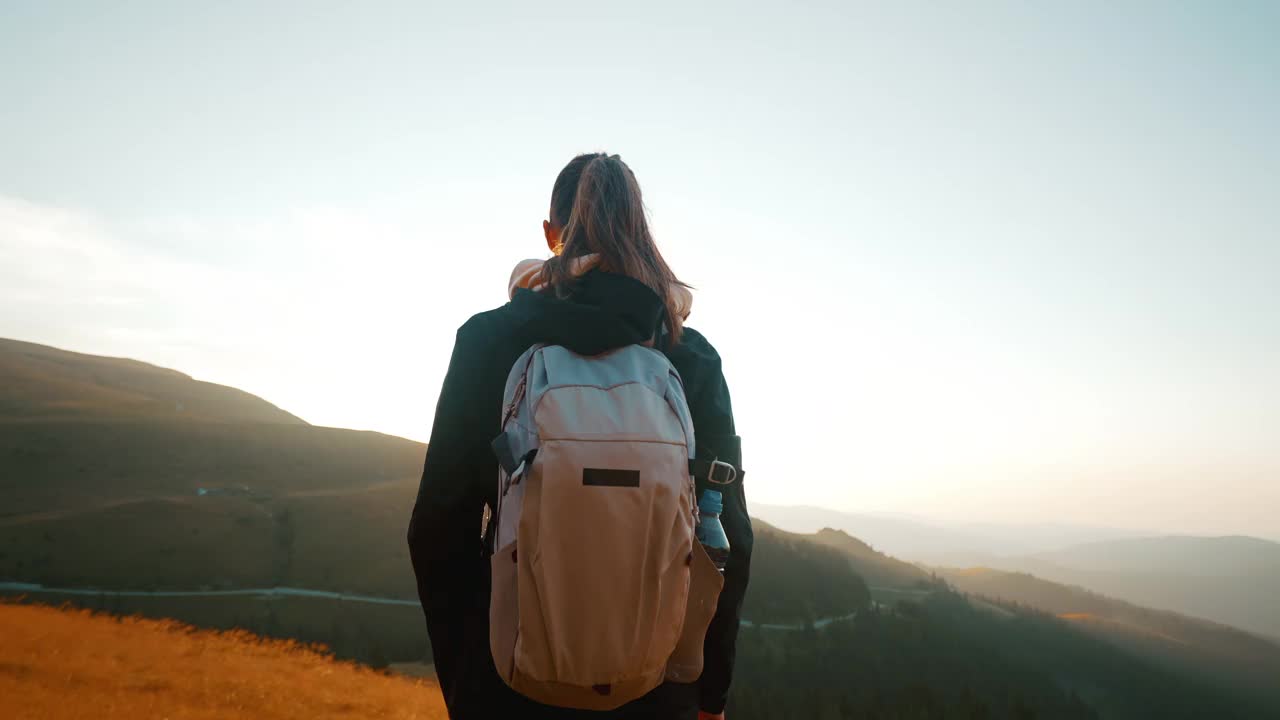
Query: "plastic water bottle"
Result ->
[[696, 490, 730, 572]]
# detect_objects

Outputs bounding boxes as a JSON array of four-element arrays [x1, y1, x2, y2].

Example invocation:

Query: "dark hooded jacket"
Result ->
[[408, 270, 751, 720]]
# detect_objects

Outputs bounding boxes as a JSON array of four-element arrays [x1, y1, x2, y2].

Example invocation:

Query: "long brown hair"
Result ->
[[542, 153, 686, 342]]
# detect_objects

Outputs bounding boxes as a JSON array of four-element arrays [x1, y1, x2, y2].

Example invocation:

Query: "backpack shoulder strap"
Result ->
[[689, 434, 744, 487]]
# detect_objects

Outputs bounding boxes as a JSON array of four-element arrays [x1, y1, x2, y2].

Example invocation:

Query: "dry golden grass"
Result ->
[[1056, 612, 1094, 621], [0, 602, 446, 720]]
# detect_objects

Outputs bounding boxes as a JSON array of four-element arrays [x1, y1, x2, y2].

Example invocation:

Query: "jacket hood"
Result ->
[[508, 270, 664, 356]]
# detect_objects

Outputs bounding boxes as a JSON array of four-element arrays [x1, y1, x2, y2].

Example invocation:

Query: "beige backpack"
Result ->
[[486, 343, 724, 710]]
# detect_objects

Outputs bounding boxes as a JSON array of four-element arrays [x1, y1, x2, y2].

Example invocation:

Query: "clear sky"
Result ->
[[2, 1, 1277, 538]]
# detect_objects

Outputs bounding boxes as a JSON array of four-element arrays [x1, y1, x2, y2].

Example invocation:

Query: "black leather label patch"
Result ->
[[582, 468, 640, 487]]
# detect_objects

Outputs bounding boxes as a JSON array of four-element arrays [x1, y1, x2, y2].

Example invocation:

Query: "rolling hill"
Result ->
[[803, 526, 933, 589], [0, 337, 304, 424], [938, 566, 1280, 710], [0, 335, 426, 592]]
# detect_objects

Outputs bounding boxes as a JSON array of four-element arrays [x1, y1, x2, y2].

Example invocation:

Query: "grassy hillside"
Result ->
[[983, 536, 1280, 640], [938, 566, 1280, 709], [0, 419, 425, 596], [1, 335, 424, 529], [1, 419, 423, 517], [0, 337, 304, 424], [0, 602, 445, 720]]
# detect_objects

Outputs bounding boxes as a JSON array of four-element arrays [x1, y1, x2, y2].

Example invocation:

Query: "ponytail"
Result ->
[[543, 153, 686, 343]]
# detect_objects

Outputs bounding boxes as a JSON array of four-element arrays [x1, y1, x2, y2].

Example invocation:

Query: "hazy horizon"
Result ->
[[3, 2, 1277, 538]]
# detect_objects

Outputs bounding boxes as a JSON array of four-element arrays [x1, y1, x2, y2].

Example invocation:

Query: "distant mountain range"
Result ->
[[754, 503, 1280, 640], [752, 503, 1147, 561]]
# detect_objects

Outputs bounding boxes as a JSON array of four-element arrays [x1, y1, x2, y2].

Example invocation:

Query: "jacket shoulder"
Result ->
[[454, 302, 519, 345], [667, 325, 723, 372], [666, 325, 728, 404]]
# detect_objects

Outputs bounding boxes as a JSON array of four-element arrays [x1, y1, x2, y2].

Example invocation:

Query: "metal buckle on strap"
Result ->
[[708, 459, 737, 485]]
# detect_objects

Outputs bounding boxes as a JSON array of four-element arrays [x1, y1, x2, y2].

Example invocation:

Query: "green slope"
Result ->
[[0, 337, 304, 424]]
